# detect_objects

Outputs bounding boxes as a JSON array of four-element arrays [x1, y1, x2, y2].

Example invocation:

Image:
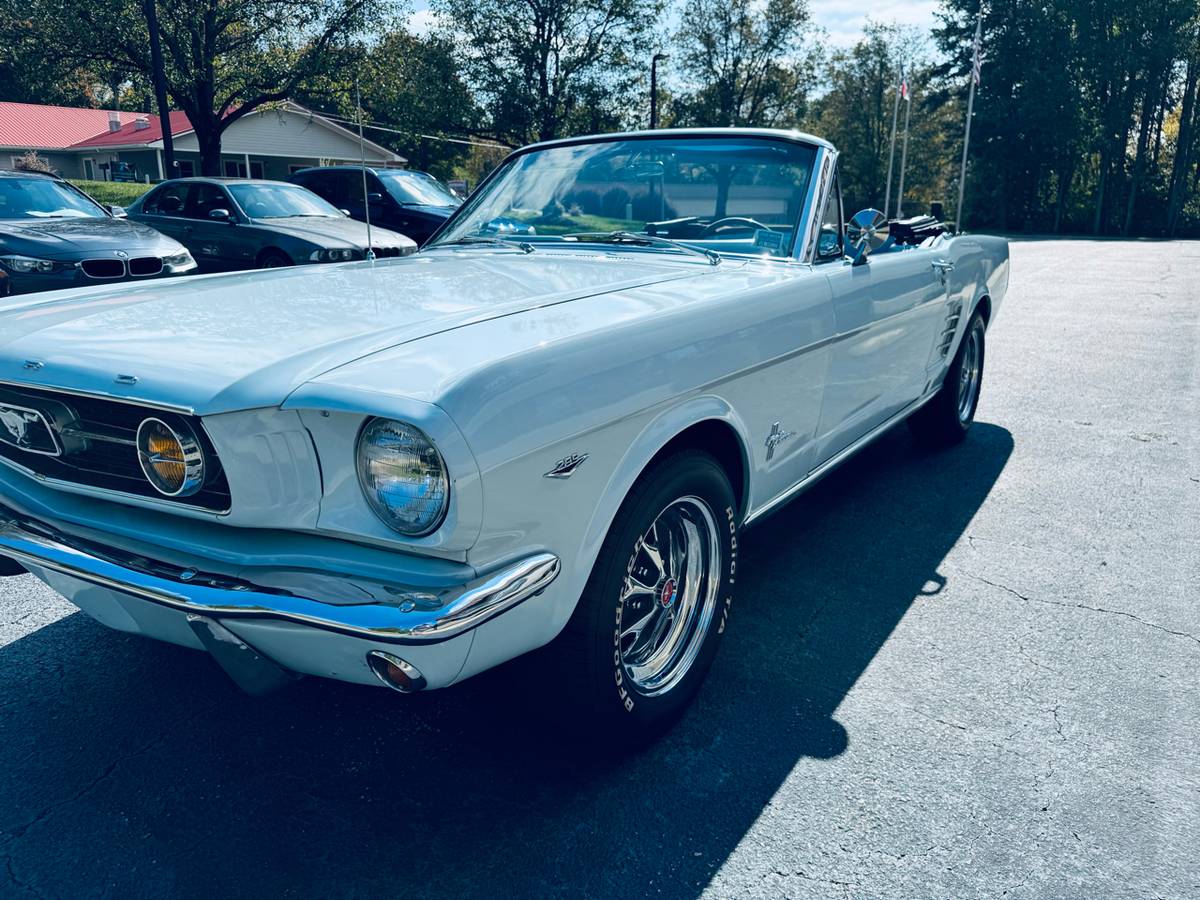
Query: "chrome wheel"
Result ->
[[618, 496, 721, 696], [957, 326, 982, 422]]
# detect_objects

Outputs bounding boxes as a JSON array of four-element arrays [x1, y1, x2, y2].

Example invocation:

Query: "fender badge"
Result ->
[[765, 422, 795, 461], [23, 360, 44, 371], [114, 374, 139, 385], [544, 452, 589, 479]]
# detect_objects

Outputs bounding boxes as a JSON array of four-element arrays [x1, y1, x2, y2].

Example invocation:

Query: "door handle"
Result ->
[[931, 259, 955, 272]]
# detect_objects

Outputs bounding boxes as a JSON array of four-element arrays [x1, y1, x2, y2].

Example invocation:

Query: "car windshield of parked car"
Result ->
[[0, 177, 105, 220], [429, 136, 818, 259], [228, 183, 342, 218], [377, 171, 462, 208]]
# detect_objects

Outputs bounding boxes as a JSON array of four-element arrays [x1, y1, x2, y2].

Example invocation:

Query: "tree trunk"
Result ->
[[1053, 161, 1075, 233], [196, 126, 223, 176], [1167, 56, 1198, 236], [1124, 75, 1159, 236]]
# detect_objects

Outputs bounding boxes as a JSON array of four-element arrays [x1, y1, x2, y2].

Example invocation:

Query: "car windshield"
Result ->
[[227, 182, 342, 218], [0, 177, 105, 220], [430, 136, 818, 259], [378, 170, 462, 207]]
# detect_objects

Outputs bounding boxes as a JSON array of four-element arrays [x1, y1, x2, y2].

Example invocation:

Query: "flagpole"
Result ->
[[884, 66, 902, 220], [896, 85, 912, 218], [956, 8, 983, 232]]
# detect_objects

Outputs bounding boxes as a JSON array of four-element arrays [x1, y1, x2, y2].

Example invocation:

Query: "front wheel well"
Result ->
[[256, 247, 291, 264], [975, 295, 992, 326], [644, 419, 748, 520]]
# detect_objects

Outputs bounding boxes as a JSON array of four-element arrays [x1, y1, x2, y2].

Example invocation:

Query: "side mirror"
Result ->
[[845, 209, 888, 266], [339, 208, 351, 217], [108, 205, 128, 218], [366, 192, 384, 205], [208, 208, 233, 223]]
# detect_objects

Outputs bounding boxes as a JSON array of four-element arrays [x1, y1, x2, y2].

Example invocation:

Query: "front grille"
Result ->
[[372, 246, 404, 258], [0, 385, 230, 512], [81, 258, 124, 279], [128, 257, 163, 276]]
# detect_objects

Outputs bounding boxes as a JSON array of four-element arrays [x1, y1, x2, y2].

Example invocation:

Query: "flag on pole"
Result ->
[[971, 32, 982, 85], [900, 67, 910, 101]]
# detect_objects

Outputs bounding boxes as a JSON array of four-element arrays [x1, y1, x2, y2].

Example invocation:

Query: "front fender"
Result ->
[[455, 394, 752, 683]]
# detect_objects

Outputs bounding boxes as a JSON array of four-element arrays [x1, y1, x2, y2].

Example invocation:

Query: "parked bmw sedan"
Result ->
[[0, 169, 196, 296], [126, 178, 416, 272]]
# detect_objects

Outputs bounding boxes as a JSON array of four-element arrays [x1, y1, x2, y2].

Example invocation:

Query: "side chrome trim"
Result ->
[[0, 506, 560, 645], [743, 391, 939, 527]]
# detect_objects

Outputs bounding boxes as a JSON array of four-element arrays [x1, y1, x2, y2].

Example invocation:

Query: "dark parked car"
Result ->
[[0, 170, 196, 296], [289, 166, 468, 246], [126, 178, 416, 272]]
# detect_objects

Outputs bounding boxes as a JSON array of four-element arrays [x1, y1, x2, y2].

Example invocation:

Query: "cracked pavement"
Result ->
[[1, 239, 1198, 898]]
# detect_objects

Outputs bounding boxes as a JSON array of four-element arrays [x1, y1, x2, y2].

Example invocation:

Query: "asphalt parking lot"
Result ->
[[2, 239, 1197, 899]]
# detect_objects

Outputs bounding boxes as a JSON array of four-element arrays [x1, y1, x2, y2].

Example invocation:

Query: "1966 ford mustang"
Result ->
[[0, 129, 1008, 741]]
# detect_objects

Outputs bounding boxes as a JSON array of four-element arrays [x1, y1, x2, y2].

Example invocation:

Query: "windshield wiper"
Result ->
[[563, 231, 720, 266], [440, 235, 535, 254]]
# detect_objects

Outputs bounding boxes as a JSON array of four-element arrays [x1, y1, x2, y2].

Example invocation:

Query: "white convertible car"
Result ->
[[0, 129, 1008, 741]]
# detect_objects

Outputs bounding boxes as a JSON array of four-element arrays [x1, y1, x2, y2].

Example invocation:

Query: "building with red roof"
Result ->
[[1, 101, 404, 183]]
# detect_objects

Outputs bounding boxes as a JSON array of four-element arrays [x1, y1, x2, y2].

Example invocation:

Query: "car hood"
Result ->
[[0, 249, 711, 414], [0, 217, 180, 257], [398, 204, 456, 219], [248, 216, 415, 250]]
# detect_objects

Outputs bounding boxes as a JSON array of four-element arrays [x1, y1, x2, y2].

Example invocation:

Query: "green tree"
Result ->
[[3, 0, 395, 175], [297, 29, 482, 177], [433, 0, 661, 144], [671, 0, 819, 127], [812, 23, 955, 216]]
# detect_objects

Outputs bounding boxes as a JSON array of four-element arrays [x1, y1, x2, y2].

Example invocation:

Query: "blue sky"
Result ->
[[408, 1, 941, 49]]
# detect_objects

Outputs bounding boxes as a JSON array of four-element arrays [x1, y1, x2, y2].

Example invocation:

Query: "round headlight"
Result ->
[[136, 417, 205, 497], [356, 419, 449, 536]]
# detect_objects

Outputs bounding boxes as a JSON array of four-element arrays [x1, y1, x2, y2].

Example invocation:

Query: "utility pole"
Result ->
[[896, 83, 912, 218], [356, 79, 375, 261], [144, 0, 174, 175], [956, 7, 984, 232], [884, 67, 902, 219], [650, 53, 669, 129]]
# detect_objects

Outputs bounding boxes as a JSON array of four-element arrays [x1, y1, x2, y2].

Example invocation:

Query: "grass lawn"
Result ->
[[70, 180, 152, 207]]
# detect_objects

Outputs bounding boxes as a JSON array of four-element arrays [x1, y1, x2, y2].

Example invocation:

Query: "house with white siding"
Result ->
[[0, 101, 405, 182]]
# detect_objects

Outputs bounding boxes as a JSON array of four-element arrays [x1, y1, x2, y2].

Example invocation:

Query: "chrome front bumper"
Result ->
[[0, 505, 559, 645]]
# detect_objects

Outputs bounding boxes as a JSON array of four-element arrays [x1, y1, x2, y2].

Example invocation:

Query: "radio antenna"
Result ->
[[355, 78, 375, 261]]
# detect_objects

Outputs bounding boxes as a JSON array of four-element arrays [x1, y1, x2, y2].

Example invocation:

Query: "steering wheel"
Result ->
[[699, 216, 771, 237]]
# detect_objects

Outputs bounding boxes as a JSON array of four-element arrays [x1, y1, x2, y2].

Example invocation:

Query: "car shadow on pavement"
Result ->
[[0, 423, 1012, 899]]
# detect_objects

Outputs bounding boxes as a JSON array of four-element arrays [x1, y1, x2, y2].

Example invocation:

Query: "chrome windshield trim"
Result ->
[[0, 505, 560, 644]]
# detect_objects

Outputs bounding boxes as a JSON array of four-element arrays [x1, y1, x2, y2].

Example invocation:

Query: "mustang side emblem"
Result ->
[[544, 452, 589, 479], [765, 422, 795, 461], [0, 404, 60, 456]]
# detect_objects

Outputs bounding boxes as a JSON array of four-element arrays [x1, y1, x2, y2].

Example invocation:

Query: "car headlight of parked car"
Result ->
[[0, 255, 71, 274], [356, 418, 449, 536], [309, 248, 357, 263], [162, 249, 197, 273]]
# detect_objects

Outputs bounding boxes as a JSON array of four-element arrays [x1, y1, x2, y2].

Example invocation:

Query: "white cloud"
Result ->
[[408, 6, 439, 36], [809, 0, 940, 47]]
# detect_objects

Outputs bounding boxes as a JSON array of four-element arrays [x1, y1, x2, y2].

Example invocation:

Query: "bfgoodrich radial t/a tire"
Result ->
[[554, 450, 738, 744], [908, 308, 986, 448]]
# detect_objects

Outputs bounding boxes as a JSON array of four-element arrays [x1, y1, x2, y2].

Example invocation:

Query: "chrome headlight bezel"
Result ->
[[136, 416, 206, 497], [355, 418, 450, 537]]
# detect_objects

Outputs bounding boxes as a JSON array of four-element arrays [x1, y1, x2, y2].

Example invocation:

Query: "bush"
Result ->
[[600, 187, 632, 219], [69, 180, 152, 208], [14, 151, 53, 173]]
